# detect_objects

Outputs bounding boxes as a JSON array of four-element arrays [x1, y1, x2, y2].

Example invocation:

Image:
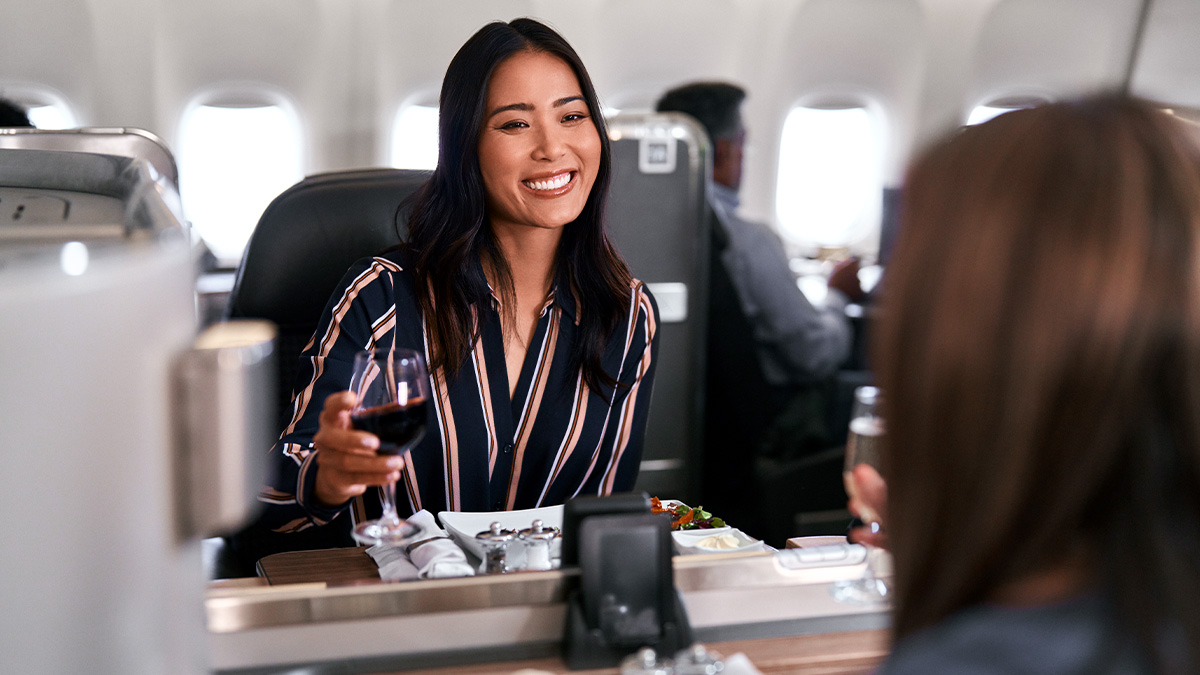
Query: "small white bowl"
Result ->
[[672, 527, 763, 555]]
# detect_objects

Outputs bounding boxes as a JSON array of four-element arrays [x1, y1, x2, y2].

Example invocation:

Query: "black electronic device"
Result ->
[[563, 512, 693, 669], [560, 492, 652, 566]]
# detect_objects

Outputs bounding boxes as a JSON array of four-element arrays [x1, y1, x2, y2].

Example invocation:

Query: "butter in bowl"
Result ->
[[672, 527, 764, 555]]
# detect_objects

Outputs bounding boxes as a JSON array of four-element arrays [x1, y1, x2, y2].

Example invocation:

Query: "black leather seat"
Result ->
[[226, 167, 430, 430], [219, 167, 429, 575], [702, 212, 868, 546]]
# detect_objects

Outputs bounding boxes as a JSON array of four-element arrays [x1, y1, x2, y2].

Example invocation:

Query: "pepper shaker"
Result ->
[[619, 646, 673, 675], [475, 522, 516, 574], [517, 519, 559, 571], [674, 643, 724, 675]]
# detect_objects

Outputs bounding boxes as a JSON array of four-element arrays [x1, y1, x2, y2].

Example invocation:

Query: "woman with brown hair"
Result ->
[[852, 95, 1200, 673]]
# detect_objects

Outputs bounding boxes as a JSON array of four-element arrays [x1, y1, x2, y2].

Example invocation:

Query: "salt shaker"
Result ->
[[674, 643, 724, 675], [619, 646, 673, 675], [475, 522, 516, 574], [517, 519, 559, 571]]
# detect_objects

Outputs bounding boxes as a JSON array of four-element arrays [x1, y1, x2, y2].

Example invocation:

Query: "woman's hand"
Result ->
[[847, 463, 889, 549], [312, 391, 403, 508]]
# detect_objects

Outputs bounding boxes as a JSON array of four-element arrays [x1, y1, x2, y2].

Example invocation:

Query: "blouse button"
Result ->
[[503, 443, 513, 454]]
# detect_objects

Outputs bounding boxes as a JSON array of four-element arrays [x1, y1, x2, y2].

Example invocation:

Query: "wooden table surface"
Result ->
[[248, 546, 890, 674], [396, 630, 889, 675], [257, 545, 381, 586]]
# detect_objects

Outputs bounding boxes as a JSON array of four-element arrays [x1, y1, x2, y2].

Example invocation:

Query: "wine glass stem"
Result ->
[[381, 478, 400, 527], [862, 542, 888, 595]]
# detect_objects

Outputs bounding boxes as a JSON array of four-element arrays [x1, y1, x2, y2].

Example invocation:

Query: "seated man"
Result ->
[[657, 82, 861, 391], [657, 82, 863, 542]]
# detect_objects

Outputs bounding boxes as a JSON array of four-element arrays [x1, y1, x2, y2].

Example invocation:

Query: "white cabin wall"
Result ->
[[0, 0, 103, 124], [962, 0, 1144, 120], [5, 0, 1199, 261], [1130, 0, 1200, 109], [371, 2, 541, 168], [736, 0, 927, 241], [152, 0, 351, 174]]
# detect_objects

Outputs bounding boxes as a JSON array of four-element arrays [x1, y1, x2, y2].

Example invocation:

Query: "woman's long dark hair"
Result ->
[[401, 18, 631, 393], [879, 95, 1200, 671]]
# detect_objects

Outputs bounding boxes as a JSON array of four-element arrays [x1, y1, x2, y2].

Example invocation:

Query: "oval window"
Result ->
[[177, 100, 303, 266], [390, 104, 438, 170], [775, 105, 884, 249]]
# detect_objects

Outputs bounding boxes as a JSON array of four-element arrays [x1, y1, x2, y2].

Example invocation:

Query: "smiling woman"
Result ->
[[234, 18, 661, 566]]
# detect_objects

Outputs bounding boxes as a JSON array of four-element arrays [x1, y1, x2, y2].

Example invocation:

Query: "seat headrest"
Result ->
[[226, 168, 430, 328]]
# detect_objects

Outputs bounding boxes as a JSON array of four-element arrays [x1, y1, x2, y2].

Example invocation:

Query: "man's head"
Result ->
[[656, 82, 746, 191], [0, 98, 32, 128]]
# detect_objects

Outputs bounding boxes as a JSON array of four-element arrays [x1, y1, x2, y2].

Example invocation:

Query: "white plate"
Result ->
[[672, 527, 763, 555], [438, 505, 564, 562]]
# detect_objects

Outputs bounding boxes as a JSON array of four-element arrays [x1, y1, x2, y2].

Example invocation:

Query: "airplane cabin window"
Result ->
[[390, 104, 438, 170], [178, 102, 303, 267], [1, 89, 78, 129], [26, 104, 76, 129], [775, 105, 883, 252]]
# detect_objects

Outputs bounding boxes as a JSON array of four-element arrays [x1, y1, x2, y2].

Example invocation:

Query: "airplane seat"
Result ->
[[605, 113, 712, 503], [225, 167, 430, 430], [219, 167, 429, 576], [703, 212, 857, 546]]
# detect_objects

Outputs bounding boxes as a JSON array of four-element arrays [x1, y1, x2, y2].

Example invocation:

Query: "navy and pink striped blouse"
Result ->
[[256, 250, 660, 535]]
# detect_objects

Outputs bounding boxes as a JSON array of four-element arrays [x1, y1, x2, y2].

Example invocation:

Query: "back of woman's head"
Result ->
[[880, 95, 1200, 665]]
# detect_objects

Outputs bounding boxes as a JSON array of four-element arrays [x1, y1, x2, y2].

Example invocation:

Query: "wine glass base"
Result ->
[[831, 577, 890, 604], [353, 518, 418, 546]]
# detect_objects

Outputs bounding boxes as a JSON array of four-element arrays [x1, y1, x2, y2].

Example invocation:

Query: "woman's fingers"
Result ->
[[314, 391, 380, 456], [848, 521, 889, 549], [850, 463, 888, 522], [312, 390, 396, 506], [846, 463, 890, 550], [319, 391, 357, 427], [319, 448, 403, 475]]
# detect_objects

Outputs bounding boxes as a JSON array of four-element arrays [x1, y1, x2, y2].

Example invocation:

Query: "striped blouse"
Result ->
[[256, 250, 660, 535]]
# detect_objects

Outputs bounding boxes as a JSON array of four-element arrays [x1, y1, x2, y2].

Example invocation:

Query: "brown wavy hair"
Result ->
[[879, 94, 1200, 670]]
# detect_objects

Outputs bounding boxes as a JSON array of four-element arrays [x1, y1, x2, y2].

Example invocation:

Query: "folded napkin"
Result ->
[[366, 510, 475, 581], [722, 652, 765, 675]]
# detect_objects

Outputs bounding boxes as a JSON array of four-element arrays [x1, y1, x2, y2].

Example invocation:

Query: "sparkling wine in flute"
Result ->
[[845, 415, 884, 523]]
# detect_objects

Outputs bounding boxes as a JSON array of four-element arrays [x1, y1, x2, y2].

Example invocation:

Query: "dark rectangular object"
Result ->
[[560, 493, 651, 566], [564, 512, 692, 669]]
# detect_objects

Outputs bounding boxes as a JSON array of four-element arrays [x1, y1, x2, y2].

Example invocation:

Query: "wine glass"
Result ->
[[348, 347, 429, 545], [832, 385, 889, 603]]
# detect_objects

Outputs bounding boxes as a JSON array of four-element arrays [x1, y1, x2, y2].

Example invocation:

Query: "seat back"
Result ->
[[0, 127, 179, 190], [226, 168, 430, 429], [605, 113, 710, 502]]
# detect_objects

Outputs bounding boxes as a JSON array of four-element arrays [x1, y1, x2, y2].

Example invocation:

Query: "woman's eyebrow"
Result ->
[[487, 95, 586, 120]]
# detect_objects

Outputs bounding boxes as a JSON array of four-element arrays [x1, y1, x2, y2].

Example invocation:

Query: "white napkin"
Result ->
[[722, 652, 765, 675], [366, 510, 475, 581]]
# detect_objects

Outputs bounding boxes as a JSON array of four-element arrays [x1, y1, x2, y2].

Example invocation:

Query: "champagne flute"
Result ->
[[832, 385, 889, 603], [349, 347, 429, 545]]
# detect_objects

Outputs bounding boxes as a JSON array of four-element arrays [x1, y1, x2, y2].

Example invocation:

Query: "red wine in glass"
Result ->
[[348, 347, 430, 545], [351, 399, 427, 454]]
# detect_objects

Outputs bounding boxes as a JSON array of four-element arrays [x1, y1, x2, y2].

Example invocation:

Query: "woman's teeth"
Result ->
[[524, 172, 572, 191]]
